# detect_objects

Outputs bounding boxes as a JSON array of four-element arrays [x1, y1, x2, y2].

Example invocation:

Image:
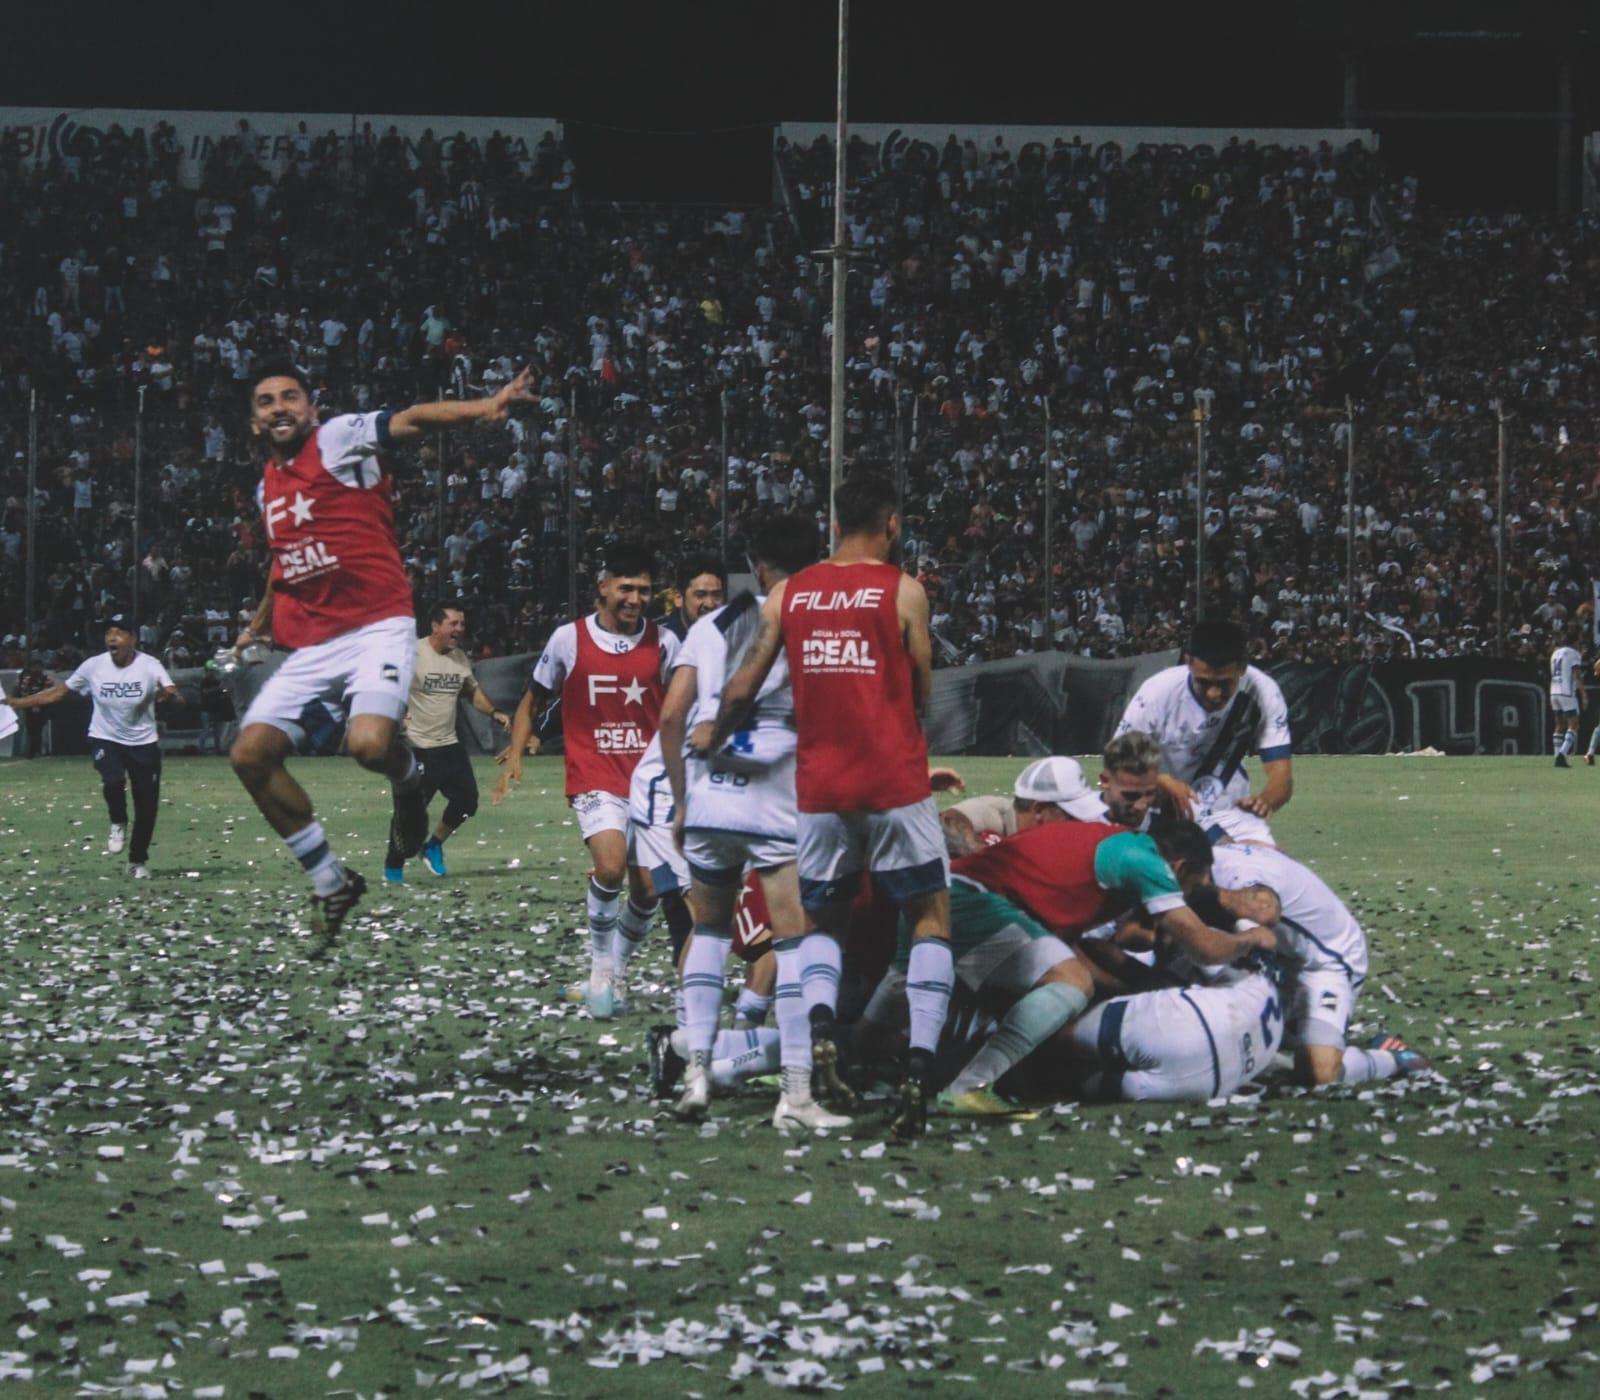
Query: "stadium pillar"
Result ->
[[893, 381, 904, 521], [827, 0, 849, 536], [132, 385, 145, 629], [567, 386, 579, 621], [1042, 395, 1053, 649], [1495, 400, 1507, 657], [24, 391, 37, 654], [1345, 395, 1356, 645], [719, 388, 729, 557]]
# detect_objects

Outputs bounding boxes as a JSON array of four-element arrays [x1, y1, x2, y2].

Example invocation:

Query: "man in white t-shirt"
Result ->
[[1, 614, 184, 877], [1549, 627, 1585, 768], [1115, 620, 1293, 838]]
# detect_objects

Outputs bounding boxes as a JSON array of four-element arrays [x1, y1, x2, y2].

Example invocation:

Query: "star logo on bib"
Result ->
[[620, 677, 647, 706], [289, 491, 314, 525]]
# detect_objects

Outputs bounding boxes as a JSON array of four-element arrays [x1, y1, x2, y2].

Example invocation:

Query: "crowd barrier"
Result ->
[[4, 650, 1553, 759]]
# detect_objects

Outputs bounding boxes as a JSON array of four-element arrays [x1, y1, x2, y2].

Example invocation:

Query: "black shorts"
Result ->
[[91, 740, 162, 787], [417, 741, 478, 809]]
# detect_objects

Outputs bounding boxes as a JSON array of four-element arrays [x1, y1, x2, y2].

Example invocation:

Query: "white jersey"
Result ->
[[681, 593, 798, 840], [1550, 646, 1582, 701], [1210, 842, 1368, 984], [1115, 663, 1291, 811], [530, 613, 680, 694], [65, 651, 175, 746]]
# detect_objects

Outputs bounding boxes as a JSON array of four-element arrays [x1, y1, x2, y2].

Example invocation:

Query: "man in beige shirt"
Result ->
[[384, 603, 510, 881]]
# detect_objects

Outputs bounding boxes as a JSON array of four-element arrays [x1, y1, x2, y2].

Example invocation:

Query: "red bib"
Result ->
[[560, 617, 663, 798]]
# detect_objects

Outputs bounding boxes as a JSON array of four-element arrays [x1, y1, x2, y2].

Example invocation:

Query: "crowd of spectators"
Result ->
[[2, 113, 1597, 681]]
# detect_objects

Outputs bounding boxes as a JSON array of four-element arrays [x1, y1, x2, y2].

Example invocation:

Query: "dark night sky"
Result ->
[[5, 1, 1593, 207]]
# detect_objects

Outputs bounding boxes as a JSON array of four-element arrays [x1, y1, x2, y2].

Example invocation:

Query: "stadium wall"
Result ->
[[778, 122, 1380, 159], [0, 108, 562, 188], [4, 652, 1551, 760]]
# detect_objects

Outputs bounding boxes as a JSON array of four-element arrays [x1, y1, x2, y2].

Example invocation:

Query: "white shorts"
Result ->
[[1552, 695, 1580, 715], [241, 615, 416, 751], [1071, 974, 1283, 1102], [797, 797, 949, 911], [628, 817, 688, 896], [571, 789, 629, 842], [682, 828, 796, 885], [1287, 966, 1357, 1048]]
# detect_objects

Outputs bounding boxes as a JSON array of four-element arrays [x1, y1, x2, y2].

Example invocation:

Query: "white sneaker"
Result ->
[[125, 863, 150, 880], [773, 1094, 852, 1132], [108, 824, 127, 855], [674, 1066, 711, 1122]]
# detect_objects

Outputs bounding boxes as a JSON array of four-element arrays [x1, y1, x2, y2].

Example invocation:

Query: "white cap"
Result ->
[[1013, 757, 1107, 823]]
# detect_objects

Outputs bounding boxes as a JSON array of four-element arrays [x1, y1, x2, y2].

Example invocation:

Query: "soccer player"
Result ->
[[871, 817, 1277, 1113], [1209, 838, 1433, 1084], [1, 614, 184, 877], [382, 602, 511, 882], [1549, 627, 1584, 768], [492, 541, 678, 1019], [229, 361, 535, 944], [660, 512, 852, 1130], [709, 472, 953, 1137], [625, 553, 727, 972], [1114, 619, 1293, 835]]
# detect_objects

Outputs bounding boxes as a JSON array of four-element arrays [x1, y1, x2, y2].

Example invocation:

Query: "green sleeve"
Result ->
[[1093, 832, 1184, 912]]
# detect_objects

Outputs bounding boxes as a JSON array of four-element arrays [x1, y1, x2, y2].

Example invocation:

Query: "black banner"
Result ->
[[1271, 658, 1550, 756]]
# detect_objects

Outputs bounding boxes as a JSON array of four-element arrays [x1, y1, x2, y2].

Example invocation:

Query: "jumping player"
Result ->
[[383, 602, 511, 881], [492, 542, 678, 1018], [1, 613, 184, 877], [709, 473, 951, 1137], [229, 361, 535, 944]]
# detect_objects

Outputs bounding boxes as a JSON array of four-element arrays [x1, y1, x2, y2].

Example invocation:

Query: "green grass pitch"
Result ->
[[0, 753, 1595, 1396]]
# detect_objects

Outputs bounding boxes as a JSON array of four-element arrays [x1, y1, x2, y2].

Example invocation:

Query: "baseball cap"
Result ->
[[1013, 757, 1106, 822], [103, 612, 135, 634]]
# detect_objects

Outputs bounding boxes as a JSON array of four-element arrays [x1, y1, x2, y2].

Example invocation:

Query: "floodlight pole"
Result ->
[[1043, 395, 1054, 647], [719, 387, 730, 557], [1495, 399, 1507, 658], [1192, 393, 1210, 622], [436, 386, 447, 592], [567, 385, 580, 621], [132, 385, 146, 629], [893, 380, 905, 520], [1345, 394, 1356, 643], [827, 0, 849, 537], [25, 390, 38, 654]]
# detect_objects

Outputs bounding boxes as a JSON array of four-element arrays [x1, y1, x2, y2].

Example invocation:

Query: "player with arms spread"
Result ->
[[708, 472, 952, 1137], [230, 361, 534, 945], [493, 542, 679, 1019], [2, 613, 184, 878], [1115, 619, 1293, 840]]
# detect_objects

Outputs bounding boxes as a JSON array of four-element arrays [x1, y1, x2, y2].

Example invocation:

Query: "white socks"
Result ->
[[905, 938, 956, 1055], [672, 1027, 781, 1089], [798, 932, 842, 1021], [773, 938, 812, 1074], [1340, 1046, 1399, 1084], [587, 878, 621, 982], [285, 821, 344, 897], [614, 896, 654, 974], [681, 929, 732, 1055]]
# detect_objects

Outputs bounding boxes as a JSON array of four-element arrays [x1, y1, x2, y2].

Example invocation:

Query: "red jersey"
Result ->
[[259, 415, 414, 649], [951, 820, 1131, 938], [554, 616, 664, 798], [783, 559, 929, 813], [732, 872, 772, 963]]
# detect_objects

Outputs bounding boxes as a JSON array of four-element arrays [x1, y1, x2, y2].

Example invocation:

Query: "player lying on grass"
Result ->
[[857, 815, 1277, 1115], [1207, 837, 1433, 1084]]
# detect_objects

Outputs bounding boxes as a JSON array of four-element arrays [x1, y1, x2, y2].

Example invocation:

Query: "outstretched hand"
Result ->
[[485, 366, 537, 422]]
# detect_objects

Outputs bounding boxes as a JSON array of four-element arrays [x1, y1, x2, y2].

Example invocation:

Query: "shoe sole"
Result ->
[[890, 1082, 927, 1139]]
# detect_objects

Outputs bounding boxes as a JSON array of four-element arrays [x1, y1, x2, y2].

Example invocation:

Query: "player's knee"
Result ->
[[591, 853, 627, 887], [446, 796, 477, 825], [229, 734, 278, 787], [347, 731, 391, 769]]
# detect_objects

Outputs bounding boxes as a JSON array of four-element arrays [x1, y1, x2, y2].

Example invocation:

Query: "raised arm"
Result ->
[[707, 583, 786, 753], [2, 681, 70, 710], [898, 573, 934, 720], [386, 366, 536, 441]]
